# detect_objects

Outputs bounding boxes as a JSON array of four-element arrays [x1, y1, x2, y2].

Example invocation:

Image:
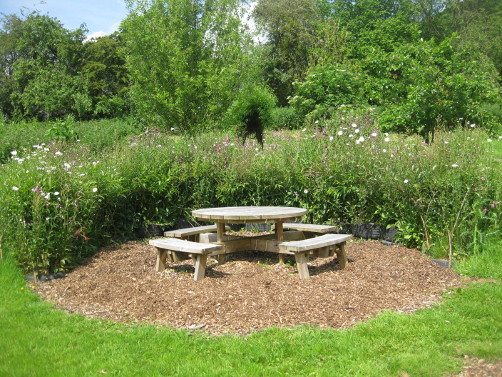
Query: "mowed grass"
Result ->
[[1, 241, 501, 377]]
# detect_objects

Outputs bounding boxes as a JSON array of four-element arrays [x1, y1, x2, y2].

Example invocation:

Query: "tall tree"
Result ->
[[253, 0, 322, 105], [122, 0, 257, 131], [83, 33, 129, 118], [0, 12, 88, 120], [0, 14, 23, 117]]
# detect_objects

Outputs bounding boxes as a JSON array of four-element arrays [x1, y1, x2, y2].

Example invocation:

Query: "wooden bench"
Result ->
[[281, 223, 338, 234], [164, 225, 219, 241], [279, 234, 352, 279], [149, 238, 223, 281]]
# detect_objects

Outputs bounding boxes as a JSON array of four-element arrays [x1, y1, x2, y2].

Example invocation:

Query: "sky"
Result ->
[[1, 0, 129, 39]]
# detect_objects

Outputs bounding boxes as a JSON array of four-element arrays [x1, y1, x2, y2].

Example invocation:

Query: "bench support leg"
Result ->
[[276, 221, 285, 263], [295, 252, 310, 279], [194, 254, 208, 281], [335, 242, 348, 269], [155, 248, 168, 272]]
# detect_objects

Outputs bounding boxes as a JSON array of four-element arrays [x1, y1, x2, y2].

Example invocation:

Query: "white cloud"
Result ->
[[85, 31, 106, 42]]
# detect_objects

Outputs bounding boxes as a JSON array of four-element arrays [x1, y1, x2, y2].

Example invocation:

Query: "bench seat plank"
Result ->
[[164, 225, 218, 238], [279, 234, 351, 253], [280, 234, 352, 279], [281, 223, 338, 234], [149, 238, 223, 281], [150, 238, 222, 254]]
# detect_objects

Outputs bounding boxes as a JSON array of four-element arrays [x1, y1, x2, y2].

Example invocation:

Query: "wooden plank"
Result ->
[[335, 243, 348, 269], [295, 252, 310, 279], [216, 222, 226, 242], [279, 234, 352, 253], [149, 238, 222, 254], [155, 248, 168, 272], [193, 254, 208, 281], [164, 225, 218, 238], [276, 221, 285, 263], [282, 223, 338, 234], [192, 206, 306, 223]]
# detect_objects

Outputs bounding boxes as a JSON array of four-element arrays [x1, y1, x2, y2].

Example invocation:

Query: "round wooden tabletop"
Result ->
[[192, 206, 306, 223]]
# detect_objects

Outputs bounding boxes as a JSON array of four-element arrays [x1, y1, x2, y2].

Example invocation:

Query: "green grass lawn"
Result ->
[[1, 240, 501, 377]]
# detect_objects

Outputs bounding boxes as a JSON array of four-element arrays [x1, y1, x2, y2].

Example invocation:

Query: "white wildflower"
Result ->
[[338, 131, 343, 136], [92, 188, 98, 193], [384, 137, 390, 142], [487, 139, 492, 143], [11, 150, 17, 156], [451, 164, 458, 168], [371, 133, 377, 137], [404, 179, 409, 184], [12, 186, 19, 191], [304, 189, 309, 194]]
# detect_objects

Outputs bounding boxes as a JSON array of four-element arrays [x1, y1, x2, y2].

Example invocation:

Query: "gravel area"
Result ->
[[35, 239, 463, 336]]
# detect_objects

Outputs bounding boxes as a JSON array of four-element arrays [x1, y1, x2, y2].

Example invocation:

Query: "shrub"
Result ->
[[225, 85, 277, 145], [0, 124, 500, 273], [269, 107, 303, 130]]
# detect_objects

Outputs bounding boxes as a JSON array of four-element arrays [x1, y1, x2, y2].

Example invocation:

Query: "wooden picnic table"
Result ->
[[192, 206, 307, 244], [150, 206, 352, 280]]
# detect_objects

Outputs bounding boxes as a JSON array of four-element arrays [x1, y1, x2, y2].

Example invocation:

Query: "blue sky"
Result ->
[[1, 0, 129, 38]]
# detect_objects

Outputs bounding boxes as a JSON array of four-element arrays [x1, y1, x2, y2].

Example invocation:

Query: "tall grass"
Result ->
[[1, 122, 500, 273]]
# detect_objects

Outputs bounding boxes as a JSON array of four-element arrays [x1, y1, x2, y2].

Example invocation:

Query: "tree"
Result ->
[[253, 0, 322, 105], [429, 0, 502, 78], [83, 33, 129, 118], [0, 14, 24, 117], [122, 0, 257, 132], [0, 12, 89, 120]]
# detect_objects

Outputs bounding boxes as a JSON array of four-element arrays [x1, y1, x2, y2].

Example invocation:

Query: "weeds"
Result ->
[[1, 122, 501, 273]]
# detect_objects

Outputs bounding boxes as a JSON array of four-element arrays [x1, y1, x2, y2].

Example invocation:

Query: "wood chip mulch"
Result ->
[[35, 239, 463, 336]]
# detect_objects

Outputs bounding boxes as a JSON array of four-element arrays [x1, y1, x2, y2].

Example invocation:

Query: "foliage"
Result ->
[[225, 85, 277, 144], [82, 33, 129, 118], [269, 107, 303, 130], [46, 116, 79, 142], [420, 0, 502, 78], [291, 35, 502, 140], [253, 0, 323, 105], [0, 12, 128, 122], [1, 120, 500, 273], [122, 0, 256, 132], [3, 12, 89, 121], [290, 63, 367, 122]]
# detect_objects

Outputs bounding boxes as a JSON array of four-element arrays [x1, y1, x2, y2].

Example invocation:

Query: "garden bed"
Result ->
[[35, 240, 462, 335]]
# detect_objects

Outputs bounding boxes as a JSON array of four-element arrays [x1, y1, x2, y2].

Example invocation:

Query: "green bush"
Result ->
[[225, 85, 277, 144], [290, 37, 502, 140], [269, 107, 303, 130]]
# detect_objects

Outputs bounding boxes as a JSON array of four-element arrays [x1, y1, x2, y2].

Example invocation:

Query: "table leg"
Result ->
[[216, 222, 226, 264], [275, 221, 285, 263], [216, 222, 226, 242]]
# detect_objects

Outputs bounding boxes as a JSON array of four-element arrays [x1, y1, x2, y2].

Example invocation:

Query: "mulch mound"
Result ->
[[35, 240, 462, 335]]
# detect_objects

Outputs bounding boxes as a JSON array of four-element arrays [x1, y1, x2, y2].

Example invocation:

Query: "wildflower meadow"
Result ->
[[1, 119, 500, 274]]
